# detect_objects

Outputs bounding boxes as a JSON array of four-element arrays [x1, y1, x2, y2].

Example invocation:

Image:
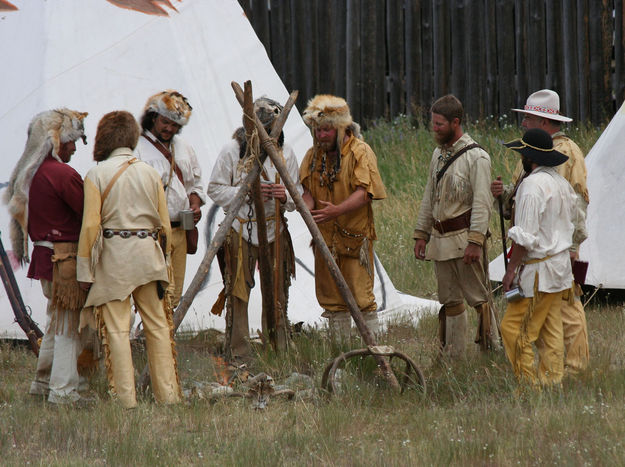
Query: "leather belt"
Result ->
[[103, 229, 158, 240], [433, 210, 472, 234]]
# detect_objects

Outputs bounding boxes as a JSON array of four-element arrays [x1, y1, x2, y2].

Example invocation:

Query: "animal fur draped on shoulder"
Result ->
[[3, 108, 87, 263], [93, 111, 140, 161]]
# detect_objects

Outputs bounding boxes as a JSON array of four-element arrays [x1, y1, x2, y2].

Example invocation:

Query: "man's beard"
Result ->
[[318, 139, 337, 153], [156, 132, 172, 143], [435, 128, 455, 146]]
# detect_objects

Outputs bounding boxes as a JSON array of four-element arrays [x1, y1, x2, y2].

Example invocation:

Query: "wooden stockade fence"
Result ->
[[239, 0, 625, 127]]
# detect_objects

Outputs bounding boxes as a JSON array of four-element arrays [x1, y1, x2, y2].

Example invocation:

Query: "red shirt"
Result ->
[[27, 156, 84, 281]]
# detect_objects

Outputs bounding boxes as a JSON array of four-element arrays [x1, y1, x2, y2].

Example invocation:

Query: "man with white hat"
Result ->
[[492, 89, 589, 373], [500, 128, 577, 386], [136, 90, 206, 311]]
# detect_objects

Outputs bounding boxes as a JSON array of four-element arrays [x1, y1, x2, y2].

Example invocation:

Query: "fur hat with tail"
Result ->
[[302, 94, 361, 139], [143, 90, 192, 126], [3, 108, 88, 263]]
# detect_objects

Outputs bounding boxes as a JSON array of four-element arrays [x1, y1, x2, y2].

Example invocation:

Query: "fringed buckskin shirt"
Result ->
[[207, 140, 302, 245], [77, 148, 172, 307], [414, 134, 493, 261], [300, 135, 386, 247], [135, 131, 206, 222], [509, 166, 576, 297]]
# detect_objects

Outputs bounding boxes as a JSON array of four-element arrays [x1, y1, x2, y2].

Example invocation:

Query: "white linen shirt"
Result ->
[[508, 166, 576, 297], [207, 140, 302, 245], [135, 131, 206, 222]]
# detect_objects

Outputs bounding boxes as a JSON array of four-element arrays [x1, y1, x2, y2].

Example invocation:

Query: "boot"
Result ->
[[326, 312, 352, 344], [361, 312, 380, 339], [475, 302, 501, 351], [445, 311, 467, 359]]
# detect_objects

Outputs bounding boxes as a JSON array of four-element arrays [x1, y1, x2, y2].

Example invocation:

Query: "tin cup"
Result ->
[[179, 209, 195, 230], [505, 287, 525, 302]]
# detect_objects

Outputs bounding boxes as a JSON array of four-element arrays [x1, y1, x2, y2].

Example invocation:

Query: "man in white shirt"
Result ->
[[136, 90, 206, 309], [500, 128, 577, 386], [208, 97, 302, 360]]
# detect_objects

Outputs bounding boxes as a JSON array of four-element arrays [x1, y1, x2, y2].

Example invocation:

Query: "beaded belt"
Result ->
[[103, 229, 158, 240]]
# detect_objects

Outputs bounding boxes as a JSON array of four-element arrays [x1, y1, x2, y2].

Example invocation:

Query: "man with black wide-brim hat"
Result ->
[[500, 128, 578, 387], [493, 89, 589, 373]]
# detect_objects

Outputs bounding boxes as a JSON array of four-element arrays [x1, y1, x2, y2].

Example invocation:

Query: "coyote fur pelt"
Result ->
[[3, 109, 87, 263]]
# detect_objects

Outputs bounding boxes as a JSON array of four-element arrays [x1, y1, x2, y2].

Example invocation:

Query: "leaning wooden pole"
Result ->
[[171, 89, 298, 331], [231, 81, 400, 390], [243, 81, 277, 350]]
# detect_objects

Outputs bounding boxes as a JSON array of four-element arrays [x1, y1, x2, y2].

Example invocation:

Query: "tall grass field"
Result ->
[[2, 117, 622, 466]]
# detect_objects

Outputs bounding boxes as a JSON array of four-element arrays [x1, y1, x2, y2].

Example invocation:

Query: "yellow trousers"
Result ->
[[100, 281, 180, 408], [501, 291, 564, 386], [561, 287, 589, 371], [314, 240, 376, 313], [168, 227, 187, 309]]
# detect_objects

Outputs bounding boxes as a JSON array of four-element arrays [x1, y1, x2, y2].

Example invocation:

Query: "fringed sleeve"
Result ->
[[77, 176, 102, 283]]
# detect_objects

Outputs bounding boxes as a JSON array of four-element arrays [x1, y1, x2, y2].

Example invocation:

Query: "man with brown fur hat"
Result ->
[[77, 110, 181, 408], [4, 108, 89, 404], [300, 95, 386, 341], [414, 94, 499, 358], [208, 97, 301, 360], [136, 90, 206, 310]]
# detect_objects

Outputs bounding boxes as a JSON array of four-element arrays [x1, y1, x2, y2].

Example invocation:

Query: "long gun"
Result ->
[[0, 232, 43, 355]]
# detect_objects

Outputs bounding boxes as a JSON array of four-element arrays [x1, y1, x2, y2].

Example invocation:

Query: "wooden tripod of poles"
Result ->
[[140, 80, 399, 391]]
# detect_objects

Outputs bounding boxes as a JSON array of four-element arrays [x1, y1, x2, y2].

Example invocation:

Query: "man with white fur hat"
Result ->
[[492, 89, 589, 373], [300, 94, 387, 342], [4, 108, 89, 404], [136, 90, 206, 310]]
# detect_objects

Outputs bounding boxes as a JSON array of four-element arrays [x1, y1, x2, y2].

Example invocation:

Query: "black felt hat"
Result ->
[[503, 128, 568, 167]]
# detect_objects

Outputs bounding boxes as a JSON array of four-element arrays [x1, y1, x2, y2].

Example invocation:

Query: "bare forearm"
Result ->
[[335, 186, 370, 216]]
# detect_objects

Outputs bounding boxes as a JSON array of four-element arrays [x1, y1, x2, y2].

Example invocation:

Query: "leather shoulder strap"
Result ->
[[101, 158, 137, 205], [142, 132, 184, 185], [436, 143, 481, 184]]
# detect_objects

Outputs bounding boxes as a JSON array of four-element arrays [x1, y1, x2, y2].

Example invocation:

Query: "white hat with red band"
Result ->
[[512, 89, 572, 122]]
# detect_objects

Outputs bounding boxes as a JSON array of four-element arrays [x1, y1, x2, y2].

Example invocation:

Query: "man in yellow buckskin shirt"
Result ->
[[300, 94, 386, 342], [492, 89, 589, 372], [414, 94, 499, 358], [77, 111, 181, 408]]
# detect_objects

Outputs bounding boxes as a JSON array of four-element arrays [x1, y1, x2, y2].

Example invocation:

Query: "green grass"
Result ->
[[1, 117, 619, 466]]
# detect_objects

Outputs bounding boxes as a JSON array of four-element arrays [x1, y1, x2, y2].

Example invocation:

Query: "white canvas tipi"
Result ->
[[576, 102, 625, 289], [0, 0, 437, 339]]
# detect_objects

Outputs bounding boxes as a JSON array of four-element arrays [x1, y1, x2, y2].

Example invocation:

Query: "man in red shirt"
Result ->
[[4, 108, 89, 404]]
